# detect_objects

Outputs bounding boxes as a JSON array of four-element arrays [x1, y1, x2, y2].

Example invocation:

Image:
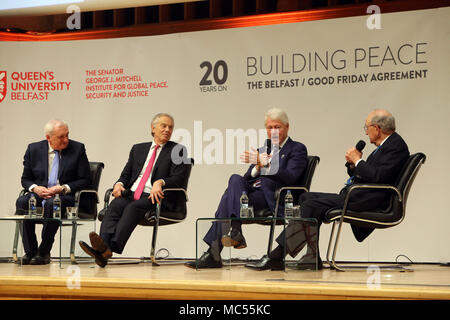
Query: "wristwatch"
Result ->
[[61, 185, 69, 195]]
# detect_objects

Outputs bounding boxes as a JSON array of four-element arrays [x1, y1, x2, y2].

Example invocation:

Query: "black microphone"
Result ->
[[121, 189, 131, 197], [345, 140, 366, 168], [265, 139, 271, 154]]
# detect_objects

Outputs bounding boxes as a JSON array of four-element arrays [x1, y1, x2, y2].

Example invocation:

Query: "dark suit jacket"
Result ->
[[243, 137, 308, 215], [116, 141, 190, 211], [21, 139, 91, 193], [345, 132, 410, 241]]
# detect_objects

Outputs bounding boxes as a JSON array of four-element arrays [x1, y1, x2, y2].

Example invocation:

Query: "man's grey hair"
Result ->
[[264, 108, 289, 126], [44, 119, 68, 136], [370, 110, 396, 133], [151, 113, 174, 136]]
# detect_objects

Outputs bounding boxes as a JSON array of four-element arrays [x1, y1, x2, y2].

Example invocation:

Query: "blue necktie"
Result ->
[[43, 150, 59, 207], [48, 150, 59, 187]]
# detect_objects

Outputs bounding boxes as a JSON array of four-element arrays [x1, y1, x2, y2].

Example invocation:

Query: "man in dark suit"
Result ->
[[246, 109, 410, 271], [79, 113, 189, 267], [16, 119, 91, 265], [185, 108, 308, 269]]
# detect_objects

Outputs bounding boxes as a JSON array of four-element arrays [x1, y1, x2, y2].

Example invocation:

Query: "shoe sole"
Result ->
[[89, 232, 111, 258], [184, 261, 223, 269], [221, 236, 247, 249], [79, 241, 107, 268]]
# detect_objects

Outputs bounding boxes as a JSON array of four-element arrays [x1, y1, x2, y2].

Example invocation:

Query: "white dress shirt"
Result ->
[[130, 141, 165, 194], [29, 143, 71, 194]]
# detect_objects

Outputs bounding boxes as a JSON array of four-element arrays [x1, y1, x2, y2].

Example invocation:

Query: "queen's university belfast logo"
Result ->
[[0, 71, 6, 103]]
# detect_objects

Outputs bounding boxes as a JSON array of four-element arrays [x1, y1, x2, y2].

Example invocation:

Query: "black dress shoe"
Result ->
[[221, 231, 247, 249], [79, 241, 108, 268], [184, 252, 223, 269], [245, 255, 283, 271], [30, 253, 51, 265], [289, 254, 323, 270], [21, 253, 35, 265]]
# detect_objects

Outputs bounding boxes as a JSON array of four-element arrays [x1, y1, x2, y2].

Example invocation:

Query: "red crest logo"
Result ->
[[0, 71, 6, 103]]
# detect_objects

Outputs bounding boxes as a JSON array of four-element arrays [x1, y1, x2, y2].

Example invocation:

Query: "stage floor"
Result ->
[[0, 259, 449, 300]]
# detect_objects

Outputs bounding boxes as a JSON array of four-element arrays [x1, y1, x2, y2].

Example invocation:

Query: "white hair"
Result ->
[[264, 108, 289, 126], [44, 119, 68, 136]]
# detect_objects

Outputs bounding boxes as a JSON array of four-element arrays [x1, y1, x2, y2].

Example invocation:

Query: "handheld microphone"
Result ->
[[265, 139, 272, 154], [345, 140, 366, 168]]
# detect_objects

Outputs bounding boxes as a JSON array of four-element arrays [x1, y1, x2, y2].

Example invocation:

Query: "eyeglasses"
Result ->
[[363, 124, 377, 131]]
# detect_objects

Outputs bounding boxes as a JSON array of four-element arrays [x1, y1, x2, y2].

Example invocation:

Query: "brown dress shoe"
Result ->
[[89, 232, 112, 259], [79, 241, 108, 268], [221, 231, 247, 249]]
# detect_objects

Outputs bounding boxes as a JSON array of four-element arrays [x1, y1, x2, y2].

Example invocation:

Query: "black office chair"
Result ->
[[242, 155, 320, 255], [98, 158, 193, 266], [323, 153, 426, 271], [13, 161, 104, 263]]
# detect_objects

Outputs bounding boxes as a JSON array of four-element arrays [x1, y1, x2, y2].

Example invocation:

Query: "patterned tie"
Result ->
[[48, 150, 59, 187], [43, 150, 59, 207], [134, 144, 160, 200]]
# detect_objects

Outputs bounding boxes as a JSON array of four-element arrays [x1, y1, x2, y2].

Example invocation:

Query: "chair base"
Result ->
[[327, 261, 414, 272]]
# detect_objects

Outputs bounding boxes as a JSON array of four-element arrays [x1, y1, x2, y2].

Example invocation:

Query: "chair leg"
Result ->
[[331, 220, 346, 271], [325, 221, 335, 267], [150, 223, 160, 266], [70, 222, 78, 264], [150, 204, 161, 266], [266, 219, 277, 256], [12, 221, 21, 262]]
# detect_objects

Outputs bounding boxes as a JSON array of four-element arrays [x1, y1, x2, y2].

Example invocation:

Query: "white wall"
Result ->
[[0, 7, 448, 263]]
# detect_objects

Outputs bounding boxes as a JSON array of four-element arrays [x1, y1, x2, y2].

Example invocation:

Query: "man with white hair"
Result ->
[[16, 119, 91, 265], [185, 108, 308, 269]]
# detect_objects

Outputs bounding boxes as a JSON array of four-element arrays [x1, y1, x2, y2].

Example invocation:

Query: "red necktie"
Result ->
[[134, 144, 160, 200]]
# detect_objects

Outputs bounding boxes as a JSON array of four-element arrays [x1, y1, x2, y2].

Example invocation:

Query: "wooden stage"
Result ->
[[0, 259, 449, 300]]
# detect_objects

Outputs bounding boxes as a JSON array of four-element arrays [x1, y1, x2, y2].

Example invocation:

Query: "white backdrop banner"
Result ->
[[0, 7, 449, 262]]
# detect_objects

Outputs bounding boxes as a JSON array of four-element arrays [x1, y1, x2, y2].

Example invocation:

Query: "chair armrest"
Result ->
[[162, 188, 189, 201], [345, 184, 402, 203], [103, 188, 113, 207], [154, 188, 188, 219], [337, 183, 402, 222]]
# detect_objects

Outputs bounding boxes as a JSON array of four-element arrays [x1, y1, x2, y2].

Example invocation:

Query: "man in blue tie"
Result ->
[[246, 109, 410, 271], [185, 108, 308, 269], [16, 120, 91, 265]]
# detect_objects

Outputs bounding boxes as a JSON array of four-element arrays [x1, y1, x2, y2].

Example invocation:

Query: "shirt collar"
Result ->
[[278, 136, 290, 149], [48, 143, 55, 154], [152, 141, 166, 149], [379, 134, 391, 147]]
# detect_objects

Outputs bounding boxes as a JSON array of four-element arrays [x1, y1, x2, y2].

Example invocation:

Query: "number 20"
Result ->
[[200, 60, 228, 85]]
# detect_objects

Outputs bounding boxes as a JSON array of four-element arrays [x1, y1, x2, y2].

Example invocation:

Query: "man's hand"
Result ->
[[240, 148, 271, 169], [47, 185, 63, 196], [112, 183, 125, 198], [149, 180, 164, 204], [32, 186, 53, 199], [345, 147, 362, 165]]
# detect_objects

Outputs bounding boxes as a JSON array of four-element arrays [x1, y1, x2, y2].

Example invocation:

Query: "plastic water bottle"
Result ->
[[53, 194, 61, 219], [28, 194, 37, 217], [284, 190, 294, 218], [240, 191, 249, 218]]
